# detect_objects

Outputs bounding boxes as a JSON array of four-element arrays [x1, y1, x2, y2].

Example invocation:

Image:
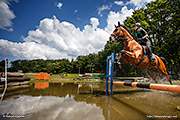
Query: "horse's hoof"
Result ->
[[120, 50, 124, 53]]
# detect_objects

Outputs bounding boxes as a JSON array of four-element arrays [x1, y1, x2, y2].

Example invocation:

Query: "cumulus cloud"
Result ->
[[0, 0, 17, 31], [0, 39, 61, 60], [114, 1, 123, 5], [90, 17, 99, 29], [56, 2, 63, 9], [97, 5, 111, 17], [0, 16, 109, 60], [126, 0, 155, 8], [105, 6, 134, 33]]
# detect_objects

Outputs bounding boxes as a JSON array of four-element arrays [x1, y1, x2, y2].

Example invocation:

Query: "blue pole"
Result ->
[[106, 53, 114, 95], [110, 53, 114, 94], [106, 56, 109, 95]]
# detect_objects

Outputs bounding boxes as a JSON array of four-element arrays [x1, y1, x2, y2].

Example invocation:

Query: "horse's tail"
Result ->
[[160, 57, 167, 70]]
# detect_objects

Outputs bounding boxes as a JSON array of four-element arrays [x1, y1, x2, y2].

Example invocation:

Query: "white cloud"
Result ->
[[97, 5, 111, 17], [105, 6, 134, 33], [0, 0, 17, 31], [0, 39, 61, 60], [74, 10, 78, 13], [0, 16, 109, 60], [126, 0, 155, 8], [90, 17, 99, 29], [57, 2, 63, 9], [114, 1, 123, 5]]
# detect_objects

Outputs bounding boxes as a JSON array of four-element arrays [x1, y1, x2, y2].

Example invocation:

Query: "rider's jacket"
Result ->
[[134, 28, 149, 44]]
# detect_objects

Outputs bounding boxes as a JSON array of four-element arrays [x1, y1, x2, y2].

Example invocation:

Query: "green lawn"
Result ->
[[25, 73, 79, 85]]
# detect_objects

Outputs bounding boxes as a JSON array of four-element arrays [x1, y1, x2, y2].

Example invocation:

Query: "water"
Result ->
[[0, 82, 180, 120]]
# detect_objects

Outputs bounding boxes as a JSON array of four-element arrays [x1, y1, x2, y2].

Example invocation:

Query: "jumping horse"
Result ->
[[109, 22, 173, 85]]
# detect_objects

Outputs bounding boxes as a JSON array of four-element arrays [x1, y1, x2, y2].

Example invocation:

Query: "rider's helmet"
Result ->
[[133, 23, 141, 27]]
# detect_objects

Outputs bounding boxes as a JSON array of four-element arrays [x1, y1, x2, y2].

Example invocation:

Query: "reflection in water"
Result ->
[[77, 84, 93, 94], [0, 83, 179, 120], [0, 95, 104, 120], [76, 83, 104, 94], [34, 82, 49, 90]]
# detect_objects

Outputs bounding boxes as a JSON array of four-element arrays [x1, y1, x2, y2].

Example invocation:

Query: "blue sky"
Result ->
[[0, 0, 154, 61]]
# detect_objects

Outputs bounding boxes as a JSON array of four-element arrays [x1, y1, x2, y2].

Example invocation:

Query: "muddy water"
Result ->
[[0, 82, 180, 120]]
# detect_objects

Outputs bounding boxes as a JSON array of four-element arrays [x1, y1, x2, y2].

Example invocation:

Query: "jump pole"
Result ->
[[106, 53, 114, 95], [113, 81, 180, 93], [106, 53, 180, 94]]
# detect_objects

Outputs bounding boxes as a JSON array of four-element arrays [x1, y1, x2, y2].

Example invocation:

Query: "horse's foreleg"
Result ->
[[147, 69, 159, 83], [123, 51, 136, 58], [120, 52, 129, 64]]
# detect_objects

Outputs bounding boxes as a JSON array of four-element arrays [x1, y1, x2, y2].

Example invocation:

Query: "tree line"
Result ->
[[0, 0, 179, 79]]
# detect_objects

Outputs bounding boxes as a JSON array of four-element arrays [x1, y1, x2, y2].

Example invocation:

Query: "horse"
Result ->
[[109, 22, 173, 85]]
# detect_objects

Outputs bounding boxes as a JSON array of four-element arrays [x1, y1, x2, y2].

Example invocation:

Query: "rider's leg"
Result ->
[[146, 40, 155, 61]]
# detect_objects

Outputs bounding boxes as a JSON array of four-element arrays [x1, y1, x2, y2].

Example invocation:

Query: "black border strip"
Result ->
[[124, 82, 132, 86], [136, 83, 150, 89]]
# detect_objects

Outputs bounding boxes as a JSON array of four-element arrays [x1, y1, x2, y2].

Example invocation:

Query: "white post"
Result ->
[[5, 58, 7, 82], [0, 58, 8, 103]]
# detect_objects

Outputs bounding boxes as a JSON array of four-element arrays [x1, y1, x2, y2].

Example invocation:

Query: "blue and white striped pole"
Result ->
[[106, 53, 114, 95]]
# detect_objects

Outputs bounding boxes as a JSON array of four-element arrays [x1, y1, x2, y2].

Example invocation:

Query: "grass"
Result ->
[[26, 73, 79, 85], [50, 74, 79, 79]]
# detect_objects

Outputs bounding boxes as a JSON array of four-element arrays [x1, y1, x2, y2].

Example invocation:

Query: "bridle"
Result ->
[[111, 26, 135, 41]]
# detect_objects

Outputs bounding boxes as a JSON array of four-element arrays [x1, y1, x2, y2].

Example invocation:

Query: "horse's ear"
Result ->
[[118, 21, 120, 27], [114, 25, 117, 28]]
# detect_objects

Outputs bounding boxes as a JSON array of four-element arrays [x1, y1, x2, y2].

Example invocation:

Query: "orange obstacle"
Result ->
[[34, 82, 49, 89], [113, 81, 180, 93], [35, 73, 50, 80]]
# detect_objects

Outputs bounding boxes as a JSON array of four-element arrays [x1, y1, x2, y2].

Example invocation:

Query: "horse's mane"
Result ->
[[120, 25, 137, 40]]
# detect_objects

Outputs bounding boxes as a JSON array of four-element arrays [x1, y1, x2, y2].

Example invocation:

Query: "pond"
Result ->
[[0, 82, 180, 120]]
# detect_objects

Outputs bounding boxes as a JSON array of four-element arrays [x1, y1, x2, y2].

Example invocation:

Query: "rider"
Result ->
[[134, 23, 155, 62]]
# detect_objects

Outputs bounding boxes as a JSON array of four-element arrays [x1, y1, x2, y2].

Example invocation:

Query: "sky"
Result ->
[[0, 0, 155, 61]]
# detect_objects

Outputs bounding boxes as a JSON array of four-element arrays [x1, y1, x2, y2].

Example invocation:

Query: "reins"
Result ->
[[111, 26, 136, 41]]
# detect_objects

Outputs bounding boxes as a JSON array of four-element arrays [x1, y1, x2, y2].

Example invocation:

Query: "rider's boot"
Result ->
[[147, 47, 155, 62]]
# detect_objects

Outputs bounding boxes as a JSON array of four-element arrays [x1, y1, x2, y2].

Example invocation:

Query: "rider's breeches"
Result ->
[[141, 40, 152, 57], [146, 40, 152, 57]]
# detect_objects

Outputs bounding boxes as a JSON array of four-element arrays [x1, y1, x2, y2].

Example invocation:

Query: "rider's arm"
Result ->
[[142, 34, 148, 39], [141, 29, 148, 39]]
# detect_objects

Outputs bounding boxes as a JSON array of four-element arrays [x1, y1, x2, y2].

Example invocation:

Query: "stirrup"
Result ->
[[150, 57, 155, 62]]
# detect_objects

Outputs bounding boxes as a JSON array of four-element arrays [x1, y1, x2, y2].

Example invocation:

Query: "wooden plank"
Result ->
[[1, 72, 24, 77]]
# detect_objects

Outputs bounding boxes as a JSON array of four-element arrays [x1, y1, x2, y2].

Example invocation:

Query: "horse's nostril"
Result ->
[[109, 37, 112, 41]]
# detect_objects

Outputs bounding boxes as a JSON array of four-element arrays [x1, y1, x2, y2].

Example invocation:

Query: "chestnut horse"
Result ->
[[109, 22, 172, 85]]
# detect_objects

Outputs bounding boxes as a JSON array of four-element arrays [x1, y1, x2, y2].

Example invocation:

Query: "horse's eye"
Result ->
[[114, 29, 118, 32]]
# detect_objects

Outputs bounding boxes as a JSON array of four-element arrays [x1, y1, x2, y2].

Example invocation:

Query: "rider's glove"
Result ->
[[137, 38, 142, 41]]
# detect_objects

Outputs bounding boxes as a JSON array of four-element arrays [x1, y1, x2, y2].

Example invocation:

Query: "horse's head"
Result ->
[[109, 21, 124, 42]]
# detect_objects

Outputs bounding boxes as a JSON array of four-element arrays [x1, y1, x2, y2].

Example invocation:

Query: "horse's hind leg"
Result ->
[[156, 57, 173, 85], [164, 72, 173, 85], [157, 57, 172, 85], [157, 67, 173, 85], [147, 69, 159, 83]]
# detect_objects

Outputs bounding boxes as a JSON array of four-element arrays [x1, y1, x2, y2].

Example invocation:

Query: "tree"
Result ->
[[124, 0, 180, 79]]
